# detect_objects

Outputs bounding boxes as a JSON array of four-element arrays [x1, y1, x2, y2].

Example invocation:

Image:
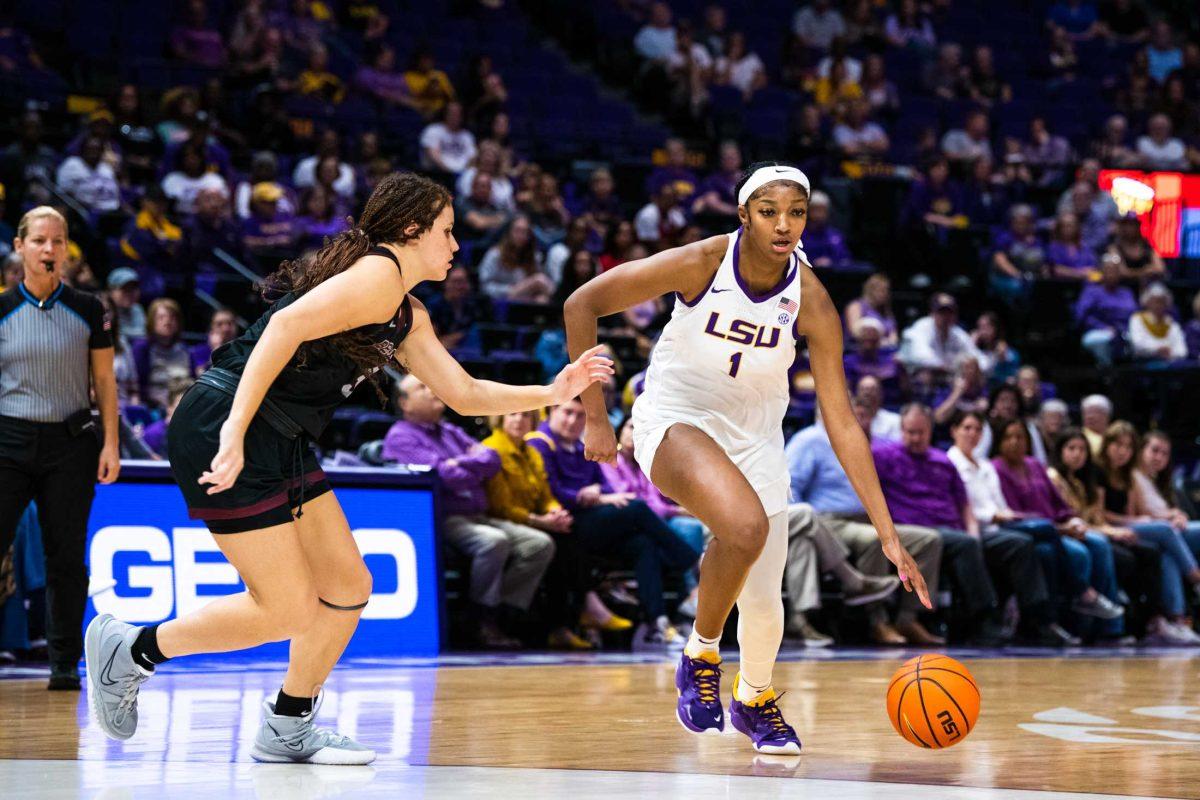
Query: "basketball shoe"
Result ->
[[84, 613, 152, 740], [675, 650, 724, 734], [251, 693, 376, 765], [729, 673, 802, 754]]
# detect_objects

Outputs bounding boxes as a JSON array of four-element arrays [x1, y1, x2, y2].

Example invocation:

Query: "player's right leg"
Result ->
[[650, 423, 770, 735]]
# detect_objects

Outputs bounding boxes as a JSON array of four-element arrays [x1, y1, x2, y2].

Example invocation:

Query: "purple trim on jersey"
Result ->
[[733, 228, 798, 303]]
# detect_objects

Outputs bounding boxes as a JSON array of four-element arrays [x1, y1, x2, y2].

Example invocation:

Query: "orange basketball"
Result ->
[[886, 654, 980, 749]]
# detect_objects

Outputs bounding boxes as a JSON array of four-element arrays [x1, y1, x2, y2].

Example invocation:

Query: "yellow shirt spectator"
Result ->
[[482, 426, 562, 524]]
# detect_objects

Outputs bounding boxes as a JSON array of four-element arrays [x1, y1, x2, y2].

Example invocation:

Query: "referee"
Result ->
[[0, 207, 119, 690]]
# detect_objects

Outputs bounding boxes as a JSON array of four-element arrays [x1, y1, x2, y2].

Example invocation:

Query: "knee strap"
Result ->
[[319, 597, 369, 611]]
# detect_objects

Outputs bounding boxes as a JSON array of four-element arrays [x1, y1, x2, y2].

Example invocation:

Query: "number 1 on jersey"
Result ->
[[728, 351, 742, 378]]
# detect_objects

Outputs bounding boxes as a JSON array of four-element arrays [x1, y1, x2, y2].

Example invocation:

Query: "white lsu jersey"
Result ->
[[631, 228, 806, 516]]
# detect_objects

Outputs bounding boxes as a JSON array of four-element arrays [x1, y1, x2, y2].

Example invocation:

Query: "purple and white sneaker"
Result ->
[[675, 651, 724, 735], [729, 674, 801, 755]]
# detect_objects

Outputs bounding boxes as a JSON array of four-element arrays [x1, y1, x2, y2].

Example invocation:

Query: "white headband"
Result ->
[[737, 165, 811, 206]]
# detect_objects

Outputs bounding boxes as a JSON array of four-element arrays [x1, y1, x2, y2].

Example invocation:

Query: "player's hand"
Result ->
[[550, 345, 614, 406], [97, 442, 121, 484], [882, 536, 932, 610], [200, 420, 245, 495], [582, 417, 618, 464]]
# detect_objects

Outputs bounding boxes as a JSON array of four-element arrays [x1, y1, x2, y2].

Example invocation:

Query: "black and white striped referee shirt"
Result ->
[[0, 282, 112, 423]]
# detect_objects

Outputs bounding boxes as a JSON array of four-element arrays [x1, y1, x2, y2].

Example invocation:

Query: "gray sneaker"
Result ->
[[84, 614, 152, 741], [251, 695, 376, 765]]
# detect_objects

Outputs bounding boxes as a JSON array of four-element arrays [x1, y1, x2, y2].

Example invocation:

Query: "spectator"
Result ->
[[1128, 283, 1186, 361], [188, 308, 237, 375], [385, 376, 555, 649], [602, 419, 706, 604], [1046, 0, 1102, 40], [941, 109, 993, 165], [898, 293, 980, 379], [1075, 257, 1137, 368], [634, 185, 687, 249], [297, 44, 345, 104], [131, 298, 192, 411], [785, 411, 944, 645], [98, 291, 138, 406], [1136, 431, 1200, 548], [860, 54, 901, 120], [1099, 0, 1149, 42], [843, 0, 886, 50], [1110, 214, 1165, 285], [832, 99, 890, 159], [404, 50, 456, 119], [1115, 49, 1154, 116], [56, 136, 121, 216], [2, 110, 58, 208], [793, 0, 847, 51], [899, 157, 968, 255], [141, 378, 192, 458], [454, 172, 510, 248], [118, 186, 184, 288], [181, 186, 248, 284], [527, 398, 699, 646], [634, 2, 677, 63], [230, 26, 285, 88], [1057, 159, 1119, 254], [923, 43, 965, 100], [456, 141, 516, 212], [789, 103, 832, 175], [646, 138, 700, 205], [1097, 422, 1200, 633], [1154, 75, 1199, 141], [234, 152, 294, 220], [577, 167, 623, 240], [420, 102, 477, 179], [1144, 20, 1182, 83], [293, 130, 357, 197], [665, 21, 713, 121], [427, 266, 489, 353], [933, 355, 989, 426], [169, 0, 226, 68], [691, 140, 742, 221], [467, 68, 508, 133], [1048, 427, 1190, 643], [296, 185, 350, 249], [240, 182, 298, 256], [1185, 291, 1200, 359], [161, 141, 228, 216], [964, 45, 1012, 107], [700, 3, 729, 58], [65, 109, 121, 174], [844, 318, 904, 404], [972, 311, 1020, 382], [844, 273, 899, 347], [524, 173, 571, 249], [1024, 118, 1073, 188], [478, 215, 553, 303], [355, 44, 420, 111], [813, 57, 863, 113], [546, 218, 589, 288], [106, 267, 146, 339], [1092, 114, 1140, 168], [713, 31, 766, 101], [801, 191, 852, 268], [1136, 114, 1187, 170], [599, 220, 637, 272], [855, 374, 901, 442], [1034, 399, 1071, 465], [883, 0, 936, 53], [1046, 211, 1097, 280], [877, 405, 1073, 645], [481, 409, 613, 650], [312, 154, 356, 209]]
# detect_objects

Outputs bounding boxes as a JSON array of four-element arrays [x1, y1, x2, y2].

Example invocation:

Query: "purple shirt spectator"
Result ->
[[802, 224, 852, 268], [382, 419, 501, 516], [992, 456, 1075, 523], [1185, 319, 1200, 359], [700, 169, 739, 208], [991, 230, 1047, 276], [298, 214, 350, 249], [1074, 282, 1137, 332], [843, 349, 903, 403], [646, 166, 700, 204], [241, 213, 298, 252], [526, 422, 613, 511], [1046, 241, 1097, 273], [170, 25, 226, 68], [602, 456, 679, 519], [188, 341, 213, 374], [142, 419, 168, 457], [872, 440, 968, 529]]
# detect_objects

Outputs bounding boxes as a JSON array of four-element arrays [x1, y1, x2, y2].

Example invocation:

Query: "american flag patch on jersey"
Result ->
[[777, 296, 798, 315]]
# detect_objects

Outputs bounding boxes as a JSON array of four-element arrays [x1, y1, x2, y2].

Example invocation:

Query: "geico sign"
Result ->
[[90, 526, 418, 622]]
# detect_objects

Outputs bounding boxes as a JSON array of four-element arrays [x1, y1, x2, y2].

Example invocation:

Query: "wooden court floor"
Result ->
[[0, 653, 1197, 798]]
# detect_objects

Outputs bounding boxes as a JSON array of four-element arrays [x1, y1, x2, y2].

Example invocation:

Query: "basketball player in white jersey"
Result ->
[[564, 162, 931, 754]]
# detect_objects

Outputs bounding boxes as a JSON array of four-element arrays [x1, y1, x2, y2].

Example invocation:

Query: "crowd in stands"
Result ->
[[2, 0, 1200, 655]]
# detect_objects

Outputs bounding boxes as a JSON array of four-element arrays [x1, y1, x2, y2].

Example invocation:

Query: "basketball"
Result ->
[[886, 655, 980, 749]]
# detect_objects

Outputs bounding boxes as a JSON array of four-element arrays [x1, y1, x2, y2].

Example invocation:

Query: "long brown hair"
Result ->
[[263, 172, 450, 394], [1097, 420, 1140, 492], [1051, 427, 1098, 508], [1139, 429, 1177, 505]]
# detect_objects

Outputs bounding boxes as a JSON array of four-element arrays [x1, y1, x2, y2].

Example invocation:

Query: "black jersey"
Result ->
[[210, 247, 413, 439]]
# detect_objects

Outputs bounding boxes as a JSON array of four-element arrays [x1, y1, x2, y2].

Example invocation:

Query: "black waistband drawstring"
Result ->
[[290, 435, 307, 519]]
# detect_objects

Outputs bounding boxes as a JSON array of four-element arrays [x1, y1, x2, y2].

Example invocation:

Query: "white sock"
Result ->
[[735, 673, 770, 703], [685, 628, 721, 658]]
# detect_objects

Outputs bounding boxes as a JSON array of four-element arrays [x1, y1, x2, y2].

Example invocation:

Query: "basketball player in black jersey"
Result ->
[[83, 173, 613, 764]]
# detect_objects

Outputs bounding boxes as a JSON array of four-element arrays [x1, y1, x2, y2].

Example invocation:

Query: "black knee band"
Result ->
[[319, 597, 368, 611]]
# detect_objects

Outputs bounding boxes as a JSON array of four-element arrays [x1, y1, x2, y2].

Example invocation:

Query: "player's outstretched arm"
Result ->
[[564, 236, 726, 463], [399, 298, 613, 416], [797, 267, 932, 608]]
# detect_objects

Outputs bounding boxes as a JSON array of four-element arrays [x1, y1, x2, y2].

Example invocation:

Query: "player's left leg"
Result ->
[[728, 510, 801, 754]]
